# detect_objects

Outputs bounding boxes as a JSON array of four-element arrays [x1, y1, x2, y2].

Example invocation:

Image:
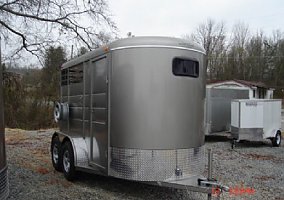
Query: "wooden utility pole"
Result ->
[[0, 35, 9, 200], [0, 35, 6, 163]]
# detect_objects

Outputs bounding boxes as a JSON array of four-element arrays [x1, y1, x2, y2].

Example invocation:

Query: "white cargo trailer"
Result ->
[[231, 99, 282, 148]]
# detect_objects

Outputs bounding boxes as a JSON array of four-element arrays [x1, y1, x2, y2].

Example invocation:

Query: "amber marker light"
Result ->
[[103, 46, 109, 52]]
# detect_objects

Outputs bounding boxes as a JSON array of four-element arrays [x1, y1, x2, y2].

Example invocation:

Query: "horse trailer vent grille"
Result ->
[[0, 166, 9, 200], [109, 146, 205, 181]]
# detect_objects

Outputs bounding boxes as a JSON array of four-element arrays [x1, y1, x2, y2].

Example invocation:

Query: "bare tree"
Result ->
[[0, 0, 117, 61], [231, 22, 250, 47], [268, 30, 284, 87], [188, 18, 226, 80], [245, 31, 266, 81], [230, 22, 250, 79]]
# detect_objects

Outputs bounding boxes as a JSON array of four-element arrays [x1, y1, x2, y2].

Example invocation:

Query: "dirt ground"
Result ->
[[4, 127, 284, 200]]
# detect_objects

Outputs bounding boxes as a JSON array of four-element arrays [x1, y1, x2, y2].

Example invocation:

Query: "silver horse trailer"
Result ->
[[52, 37, 227, 195], [0, 64, 9, 199]]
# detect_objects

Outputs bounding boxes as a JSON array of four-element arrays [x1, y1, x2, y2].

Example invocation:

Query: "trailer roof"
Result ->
[[61, 36, 205, 69], [207, 79, 271, 89], [232, 99, 281, 102]]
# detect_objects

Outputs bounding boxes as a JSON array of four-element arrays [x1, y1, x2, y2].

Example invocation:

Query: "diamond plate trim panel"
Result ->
[[72, 138, 89, 168], [0, 166, 9, 200], [109, 146, 205, 181]]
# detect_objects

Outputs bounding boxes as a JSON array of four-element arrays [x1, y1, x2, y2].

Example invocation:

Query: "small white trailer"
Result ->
[[231, 99, 282, 148]]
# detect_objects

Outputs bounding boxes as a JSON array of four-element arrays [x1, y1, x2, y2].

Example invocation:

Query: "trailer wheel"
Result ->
[[231, 140, 236, 149], [62, 141, 76, 181], [272, 131, 281, 147], [51, 136, 62, 171]]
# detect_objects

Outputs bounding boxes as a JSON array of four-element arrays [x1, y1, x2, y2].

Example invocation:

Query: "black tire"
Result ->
[[61, 141, 76, 181], [51, 136, 62, 171], [231, 140, 236, 149], [272, 131, 281, 147]]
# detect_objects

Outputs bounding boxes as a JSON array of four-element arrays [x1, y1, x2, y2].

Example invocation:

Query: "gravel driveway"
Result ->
[[5, 127, 284, 200]]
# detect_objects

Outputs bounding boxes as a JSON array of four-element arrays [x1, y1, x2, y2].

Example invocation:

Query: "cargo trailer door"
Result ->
[[90, 56, 108, 171]]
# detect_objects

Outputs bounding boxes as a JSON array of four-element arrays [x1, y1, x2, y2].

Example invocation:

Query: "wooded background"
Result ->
[[188, 19, 284, 99], [1, 0, 283, 129], [0, 0, 115, 129]]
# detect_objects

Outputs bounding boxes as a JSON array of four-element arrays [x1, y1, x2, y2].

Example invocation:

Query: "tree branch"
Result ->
[[1, 6, 89, 22], [0, 0, 116, 62], [0, 0, 21, 9], [0, 19, 27, 48]]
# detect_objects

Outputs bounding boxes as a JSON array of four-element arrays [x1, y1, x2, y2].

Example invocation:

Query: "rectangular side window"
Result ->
[[172, 58, 199, 77], [69, 64, 83, 84], [61, 69, 68, 86]]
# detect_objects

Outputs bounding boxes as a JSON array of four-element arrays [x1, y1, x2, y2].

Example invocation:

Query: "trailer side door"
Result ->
[[89, 56, 108, 171]]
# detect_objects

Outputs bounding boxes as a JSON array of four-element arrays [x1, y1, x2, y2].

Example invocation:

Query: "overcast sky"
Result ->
[[109, 0, 284, 38]]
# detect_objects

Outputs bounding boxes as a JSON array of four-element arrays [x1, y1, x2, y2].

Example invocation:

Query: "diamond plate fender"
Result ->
[[54, 132, 90, 169], [70, 137, 89, 168]]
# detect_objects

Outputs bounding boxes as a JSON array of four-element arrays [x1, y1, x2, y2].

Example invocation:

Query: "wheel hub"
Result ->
[[276, 134, 281, 145], [52, 145, 59, 164], [63, 151, 70, 172]]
